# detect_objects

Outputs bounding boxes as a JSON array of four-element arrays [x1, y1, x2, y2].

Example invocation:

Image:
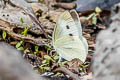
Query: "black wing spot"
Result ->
[[7, 14, 9, 17], [66, 25, 70, 29], [69, 34, 73, 36], [112, 28, 117, 32], [2, 14, 5, 17]]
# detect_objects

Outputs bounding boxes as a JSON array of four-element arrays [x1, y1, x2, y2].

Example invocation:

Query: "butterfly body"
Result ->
[[52, 10, 88, 63]]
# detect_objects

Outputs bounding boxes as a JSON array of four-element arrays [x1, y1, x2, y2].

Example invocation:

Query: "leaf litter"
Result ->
[[0, 0, 110, 79]]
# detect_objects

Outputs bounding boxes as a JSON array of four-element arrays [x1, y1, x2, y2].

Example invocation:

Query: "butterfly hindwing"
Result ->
[[54, 36, 87, 62]]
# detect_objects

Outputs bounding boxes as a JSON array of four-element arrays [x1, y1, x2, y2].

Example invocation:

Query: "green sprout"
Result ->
[[2, 30, 7, 40], [87, 7, 102, 25], [16, 41, 24, 51]]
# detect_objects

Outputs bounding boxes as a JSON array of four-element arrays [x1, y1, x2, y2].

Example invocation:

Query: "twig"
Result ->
[[0, 19, 48, 46], [53, 67, 81, 80]]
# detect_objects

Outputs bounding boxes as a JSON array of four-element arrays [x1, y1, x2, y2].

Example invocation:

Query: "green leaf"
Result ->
[[16, 41, 23, 48], [46, 59, 51, 63], [87, 13, 96, 20], [43, 66, 50, 71], [35, 46, 39, 52], [21, 24, 32, 36], [44, 55, 56, 63], [92, 15, 97, 25], [81, 64, 87, 68], [2, 30, 7, 40], [39, 65, 44, 70], [17, 47, 24, 51], [21, 26, 28, 36], [16, 41, 24, 51], [53, 55, 59, 60], [87, 12, 97, 25], [59, 61, 67, 67], [28, 24, 32, 27], [44, 55, 51, 59], [24, 49, 30, 53], [20, 17, 24, 23], [55, 72, 62, 76], [42, 60, 47, 64]]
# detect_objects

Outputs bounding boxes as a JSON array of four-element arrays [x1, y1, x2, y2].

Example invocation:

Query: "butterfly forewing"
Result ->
[[70, 10, 82, 36], [70, 10, 88, 53], [53, 11, 80, 41]]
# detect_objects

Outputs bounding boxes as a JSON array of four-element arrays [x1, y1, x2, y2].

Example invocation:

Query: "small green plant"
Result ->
[[16, 41, 24, 51], [38, 55, 53, 72], [53, 55, 59, 60], [42, 55, 56, 64], [40, 65, 51, 71], [39, 55, 60, 72], [34, 46, 40, 54], [24, 49, 30, 53], [21, 24, 32, 36], [21, 25, 29, 36], [2, 30, 7, 40], [79, 63, 89, 72], [39, 65, 51, 72], [20, 17, 32, 36], [20, 17, 24, 23], [59, 61, 67, 67], [87, 7, 102, 25], [15, 17, 33, 51], [87, 13, 97, 25], [39, 54, 68, 72]]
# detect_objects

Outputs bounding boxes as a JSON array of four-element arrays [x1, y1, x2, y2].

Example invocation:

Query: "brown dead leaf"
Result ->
[[67, 58, 83, 73]]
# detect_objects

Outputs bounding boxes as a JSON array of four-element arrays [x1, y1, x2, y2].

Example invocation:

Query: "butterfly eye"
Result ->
[[66, 25, 70, 29], [69, 34, 73, 36]]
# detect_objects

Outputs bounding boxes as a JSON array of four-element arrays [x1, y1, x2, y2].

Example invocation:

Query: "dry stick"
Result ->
[[0, 27, 47, 46], [0, 19, 47, 46], [53, 67, 81, 80], [28, 14, 49, 39]]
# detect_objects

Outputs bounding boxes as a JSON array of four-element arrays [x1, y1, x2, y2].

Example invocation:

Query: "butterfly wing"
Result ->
[[81, 36, 88, 53], [54, 36, 87, 62], [53, 11, 80, 42], [70, 10, 88, 53], [70, 10, 82, 36], [53, 10, 88, 62]]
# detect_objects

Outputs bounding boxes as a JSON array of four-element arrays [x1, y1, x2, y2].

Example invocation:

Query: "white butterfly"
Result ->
[[52, 10, 88, 63]]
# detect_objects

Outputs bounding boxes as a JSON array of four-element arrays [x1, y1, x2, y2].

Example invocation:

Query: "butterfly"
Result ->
[[52, 10, 88, 63]]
